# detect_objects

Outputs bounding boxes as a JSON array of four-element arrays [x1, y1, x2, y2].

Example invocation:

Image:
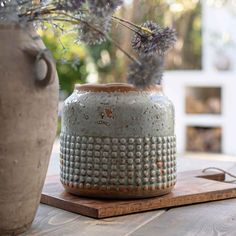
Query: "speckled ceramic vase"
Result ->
[[0, 24, 59, 235], [60, 83, 176, 199]]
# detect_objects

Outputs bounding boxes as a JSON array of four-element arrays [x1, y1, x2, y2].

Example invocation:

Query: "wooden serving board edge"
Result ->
[[41, 188, 236, 219], [41, 170, 236, 219], [41, 194, 100, 218], [96, 188, 236, 218]]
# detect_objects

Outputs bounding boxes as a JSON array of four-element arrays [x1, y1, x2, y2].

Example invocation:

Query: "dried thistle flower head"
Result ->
[[127, 54, 164, 89], [77, 14, 111, 45], [59, 0, 86, 11], [87, 0, 123, 16], [0, 0, 19, 22], [132, 21, 177, 55]]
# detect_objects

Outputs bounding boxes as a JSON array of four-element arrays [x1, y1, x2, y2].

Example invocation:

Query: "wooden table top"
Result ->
[[21, 142, 236, 236]]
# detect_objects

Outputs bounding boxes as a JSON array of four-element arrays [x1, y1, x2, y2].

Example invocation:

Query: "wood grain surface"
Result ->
[[21, 205, 165, 236], [130, 198, 236, 236], [40, 170, 236, 219]]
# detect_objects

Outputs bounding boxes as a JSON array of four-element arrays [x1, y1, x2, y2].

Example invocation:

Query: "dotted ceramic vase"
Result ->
[[60, 84, 176, 199]]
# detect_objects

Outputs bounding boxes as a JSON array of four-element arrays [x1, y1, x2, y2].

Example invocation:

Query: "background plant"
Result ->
[[0, 0, 178, 88]]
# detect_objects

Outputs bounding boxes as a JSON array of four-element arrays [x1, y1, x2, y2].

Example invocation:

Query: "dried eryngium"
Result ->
[[59, 0, 86, 11], [77, 14, 112, 45], [127, 54, 164, 89], [87, 0, 123, 16], [132, 21, 176, 55], [0, 0, 19, 22]]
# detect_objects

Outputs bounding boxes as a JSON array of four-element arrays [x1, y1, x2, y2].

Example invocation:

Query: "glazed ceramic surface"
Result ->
[[60, 84, 176, 198], [0, 25, 59, 235]]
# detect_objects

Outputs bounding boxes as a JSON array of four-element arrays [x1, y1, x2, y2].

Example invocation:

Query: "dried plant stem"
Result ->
[[112, 17, 141, 35], [106, 35, 141, 65], [18, 4, 57, 17], [33, 17, 79, 25], [35, 13, 139, 64], [112, 15, 141, 30], [55, 12, 140, 64], [112, 15, 153, 34]]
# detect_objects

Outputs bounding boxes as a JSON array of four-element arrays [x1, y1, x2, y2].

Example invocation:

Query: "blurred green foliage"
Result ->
[[87, 41, 126, 83], [39, 29, 89, 95]]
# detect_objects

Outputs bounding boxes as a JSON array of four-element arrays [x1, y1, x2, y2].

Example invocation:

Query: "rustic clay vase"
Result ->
[[0, 24, 59, 235], [60, 83, 176, 199]]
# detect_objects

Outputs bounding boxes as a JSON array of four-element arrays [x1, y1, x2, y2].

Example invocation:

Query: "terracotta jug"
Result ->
[[0, 24, 59, 235]]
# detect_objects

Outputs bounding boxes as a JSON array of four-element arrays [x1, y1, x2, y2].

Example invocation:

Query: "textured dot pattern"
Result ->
[[60, 133, 176, 190]]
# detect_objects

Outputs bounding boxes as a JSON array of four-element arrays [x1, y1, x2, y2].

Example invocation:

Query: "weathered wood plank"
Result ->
[[129, 198, 236, 236], [21, 205, 165, 236]]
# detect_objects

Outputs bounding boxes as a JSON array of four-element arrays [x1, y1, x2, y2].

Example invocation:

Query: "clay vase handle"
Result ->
[[23, 47, 56, 87]]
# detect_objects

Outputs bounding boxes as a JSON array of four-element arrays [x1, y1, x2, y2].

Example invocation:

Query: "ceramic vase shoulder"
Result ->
[[0, 24, 59, 235], [60, 84, 176, 199]]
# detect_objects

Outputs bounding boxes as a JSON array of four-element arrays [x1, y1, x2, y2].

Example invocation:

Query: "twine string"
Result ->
[[202, 167, 236, 183]]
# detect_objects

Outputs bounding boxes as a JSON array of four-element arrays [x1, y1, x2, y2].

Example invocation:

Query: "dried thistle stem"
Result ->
[[112, 17, 140, 34], [106, 35, 141, 65], [34, 13, 139, 64], [112, 15, 153, 34]]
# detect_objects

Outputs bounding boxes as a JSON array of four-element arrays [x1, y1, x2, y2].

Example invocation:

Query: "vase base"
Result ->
[[0, 222, 32, 236], [63, 184, 174, 199]]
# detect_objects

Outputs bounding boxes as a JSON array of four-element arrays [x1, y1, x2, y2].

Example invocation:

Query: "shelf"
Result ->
[[186, 126, 222, 153], [185, 114, 223, 127], [185, 86, 221, 115], [163, 71, 236, 154]]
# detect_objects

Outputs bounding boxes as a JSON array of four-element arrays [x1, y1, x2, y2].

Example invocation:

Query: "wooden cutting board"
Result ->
[[41, 170, 236, 219]]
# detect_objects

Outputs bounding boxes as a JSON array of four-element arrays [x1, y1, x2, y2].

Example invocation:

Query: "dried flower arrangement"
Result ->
[[0, 0, 177, 88]]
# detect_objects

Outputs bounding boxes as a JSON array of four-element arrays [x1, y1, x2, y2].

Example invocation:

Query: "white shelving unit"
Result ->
[[163, 71, 236, 155], [162, 1, 236, 155], [185, 114, 223, 127]]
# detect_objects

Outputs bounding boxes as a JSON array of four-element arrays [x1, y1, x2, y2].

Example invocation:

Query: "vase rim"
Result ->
[[75, 83, 162, 93]]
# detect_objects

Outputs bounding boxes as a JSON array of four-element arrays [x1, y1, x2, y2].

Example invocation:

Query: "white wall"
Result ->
[[202, 0, 236, 72]]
